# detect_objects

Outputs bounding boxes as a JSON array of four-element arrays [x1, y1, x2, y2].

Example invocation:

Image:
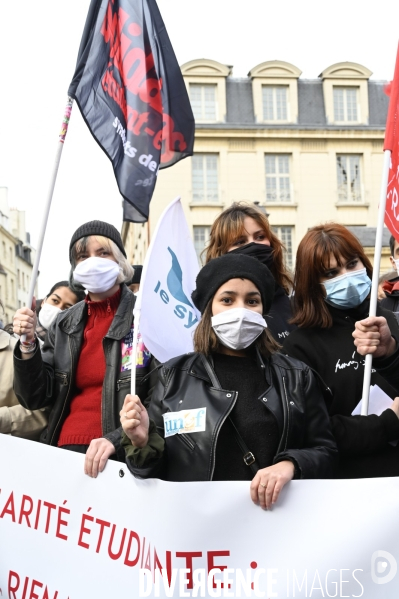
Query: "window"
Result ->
[[333, 87, 358, 122], [272, 226, 294, 270], [2, 242, 5, 259], [192, 154, 219, 203], [193, 226, 211, 265], [10, 278, 14, 300], [189, 84, 217, 121], [265, 155, 291, 202], [336, 155, 362, 202], [262, 86, 288, 121]]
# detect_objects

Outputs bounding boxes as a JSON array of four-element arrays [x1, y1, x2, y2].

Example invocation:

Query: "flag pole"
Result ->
[[25, 97, 74, 317], [129, 196, 181, 396], [360, 149, 392, 415]]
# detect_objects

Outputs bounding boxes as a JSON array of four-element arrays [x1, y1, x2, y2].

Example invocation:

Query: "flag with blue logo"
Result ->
[[135, 197, 200, 363]]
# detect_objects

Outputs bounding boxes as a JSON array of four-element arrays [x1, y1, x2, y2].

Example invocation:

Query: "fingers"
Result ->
[[251, 462, 295, 510], [13, 308, 36, 340], [84, 438, 116, 478]]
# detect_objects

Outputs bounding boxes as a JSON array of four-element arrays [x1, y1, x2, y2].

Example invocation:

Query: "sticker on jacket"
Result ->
[[121, 325, 151, 372], [163, 408, 207, 438]]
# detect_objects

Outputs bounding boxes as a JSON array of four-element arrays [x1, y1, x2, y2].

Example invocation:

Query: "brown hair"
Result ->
[[204, 202, 292, 293], [193, 294, 281, 357], [291, 223, 373, 329]]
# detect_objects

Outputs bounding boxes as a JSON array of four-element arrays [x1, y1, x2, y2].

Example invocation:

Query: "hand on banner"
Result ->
[[352, 317, 397, 358], [13, 299, 37, 342], [120, 394, 149, 448], [84, 438, 116, 478], [250, 461, 295, 510]]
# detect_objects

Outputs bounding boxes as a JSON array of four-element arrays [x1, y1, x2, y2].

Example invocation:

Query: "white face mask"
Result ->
[[394, 258, 399, 276], [73, 256, 120, 293], [38, 302, 62, 330], [211, 307, 267, 351]]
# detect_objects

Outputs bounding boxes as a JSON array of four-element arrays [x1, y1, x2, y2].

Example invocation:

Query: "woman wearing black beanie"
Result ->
[[13, 220, 153, 477], [120, 253, 337, 509]]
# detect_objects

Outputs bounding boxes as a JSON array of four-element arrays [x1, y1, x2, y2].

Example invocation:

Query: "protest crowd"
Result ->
[[0, 202, 398, 511]]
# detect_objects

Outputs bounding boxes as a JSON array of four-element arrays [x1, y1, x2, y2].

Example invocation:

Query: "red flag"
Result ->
[[384, 43, 399, 241]]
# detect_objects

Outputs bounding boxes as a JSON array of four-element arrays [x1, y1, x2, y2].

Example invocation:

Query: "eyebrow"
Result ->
[[218, 290, 261, 297], [51, 293, 62, 301]]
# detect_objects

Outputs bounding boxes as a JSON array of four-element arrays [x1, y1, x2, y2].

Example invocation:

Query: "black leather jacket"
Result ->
[[14, 285, 151, 459], [123, 351, 338, 480]]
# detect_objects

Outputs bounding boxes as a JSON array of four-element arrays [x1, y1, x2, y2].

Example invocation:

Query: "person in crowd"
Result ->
[[35, 281, 85, 343], [380, 235, 399, 321], [0, 300, 47, 440], [120, 253, 337, 510], [126, 265, 142, 295], [12, 220, 152, 477], [204, 202, 295, 342], [283, 223, 399, 479], [377, 270, 397, 301]]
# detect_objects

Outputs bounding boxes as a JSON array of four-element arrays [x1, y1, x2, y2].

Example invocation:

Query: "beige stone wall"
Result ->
[[122, 60, 389, 278]]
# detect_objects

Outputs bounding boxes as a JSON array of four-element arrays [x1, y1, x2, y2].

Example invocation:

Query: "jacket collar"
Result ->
[[188, 349, 272, 388], [58, 284, 135, 340]]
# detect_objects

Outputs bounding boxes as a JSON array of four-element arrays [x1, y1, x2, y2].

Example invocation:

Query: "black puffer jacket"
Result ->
[[123, 351, 338, 481], [14, 285, 152, 459]]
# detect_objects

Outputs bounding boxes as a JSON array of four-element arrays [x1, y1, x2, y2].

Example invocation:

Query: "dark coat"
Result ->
[[283, 300, 399, 478], [14, 285, 152, 459], [123, 351, 338, 481]]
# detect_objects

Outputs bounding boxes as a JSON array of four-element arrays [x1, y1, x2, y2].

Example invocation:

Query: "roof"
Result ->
[[347, 226, 391, 248], [220, 78, 388, 129]]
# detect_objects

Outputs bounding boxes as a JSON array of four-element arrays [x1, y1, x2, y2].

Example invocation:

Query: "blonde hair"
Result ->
[[70, 235, 133, 287]]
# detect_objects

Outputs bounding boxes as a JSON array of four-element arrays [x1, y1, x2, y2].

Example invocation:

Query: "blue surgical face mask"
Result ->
[[322, 267, 371, 309]]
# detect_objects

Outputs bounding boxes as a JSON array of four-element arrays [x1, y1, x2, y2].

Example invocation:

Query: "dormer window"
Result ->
[[189, 84, 217, 121], [333, 87, 358, 122], [262, 86, 289, 121]]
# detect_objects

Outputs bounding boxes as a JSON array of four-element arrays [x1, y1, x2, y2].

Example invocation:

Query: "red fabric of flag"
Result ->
[[384, 43, 399, 241]]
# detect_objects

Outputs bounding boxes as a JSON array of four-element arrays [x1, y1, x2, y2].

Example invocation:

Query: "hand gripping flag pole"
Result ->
[[360, 42, 399, 415], [23, 98, 74, 339], [360, 149, 391, 415]]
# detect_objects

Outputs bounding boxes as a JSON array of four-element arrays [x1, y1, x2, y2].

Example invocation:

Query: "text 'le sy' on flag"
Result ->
[[384, 42, 399, 242], [134, 197, 200, 364], [68, 0, 195, 223]]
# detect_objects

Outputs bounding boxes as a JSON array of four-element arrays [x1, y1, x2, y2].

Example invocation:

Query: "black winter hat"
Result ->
[[191, 253, 275, 315], [69, 220, 126, 262]]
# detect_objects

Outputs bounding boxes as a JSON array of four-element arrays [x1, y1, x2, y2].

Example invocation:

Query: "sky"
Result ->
[[0, 0, 398, 296]]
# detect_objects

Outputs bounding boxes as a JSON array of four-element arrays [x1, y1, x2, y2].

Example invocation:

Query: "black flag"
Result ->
[[69, 0, 195, 222]]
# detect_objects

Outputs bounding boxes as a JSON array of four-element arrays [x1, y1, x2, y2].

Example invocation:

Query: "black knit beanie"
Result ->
[[69, 220, 126, 262], [192, 253, 275, 315]]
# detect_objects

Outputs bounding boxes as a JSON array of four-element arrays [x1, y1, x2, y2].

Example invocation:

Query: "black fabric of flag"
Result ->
[[69, 0, 195, 222]]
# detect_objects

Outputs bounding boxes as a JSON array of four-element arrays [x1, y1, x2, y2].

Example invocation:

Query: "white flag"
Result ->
[[136, 197, 201, 363]]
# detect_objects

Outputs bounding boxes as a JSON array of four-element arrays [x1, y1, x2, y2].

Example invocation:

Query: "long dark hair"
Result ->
[[291, 223, 373, 328], [37, 281, 85, 315]]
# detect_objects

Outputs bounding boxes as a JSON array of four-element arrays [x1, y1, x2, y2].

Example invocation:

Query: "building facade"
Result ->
[[0, 187, 37, 325], [122, 59, 391, 272]]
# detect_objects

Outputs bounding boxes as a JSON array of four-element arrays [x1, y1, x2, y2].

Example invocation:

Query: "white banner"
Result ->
[[1, 434, 399, 598], [136, 196, 200, 363]]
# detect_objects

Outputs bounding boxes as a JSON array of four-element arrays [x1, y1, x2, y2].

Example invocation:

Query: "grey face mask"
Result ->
[[211, 308, 267, 350]]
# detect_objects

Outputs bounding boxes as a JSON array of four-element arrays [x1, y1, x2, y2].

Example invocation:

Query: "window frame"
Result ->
[[265, 154, 292, 203], [189, 83, 218, 122], [272, 226, 294, 270], [262, 85, 290, 122], [191, 153, 219, 204], [336, 154, 363, 203], [333, 86, 360, 123]]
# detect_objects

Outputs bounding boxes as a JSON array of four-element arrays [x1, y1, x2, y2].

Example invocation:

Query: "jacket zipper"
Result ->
[[210, 390, 238, 480], [55, 372, 68, 386], [50, 336, 74, 446], [178, 433, 195, 451], [282, 375, 290, 452], [117, 377, 131, 392]]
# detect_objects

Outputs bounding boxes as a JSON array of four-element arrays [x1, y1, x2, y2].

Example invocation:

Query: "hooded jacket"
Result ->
[[122, 351, 338, 481], [13, 285, 152, 458], [283, 301, 399, 478]]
